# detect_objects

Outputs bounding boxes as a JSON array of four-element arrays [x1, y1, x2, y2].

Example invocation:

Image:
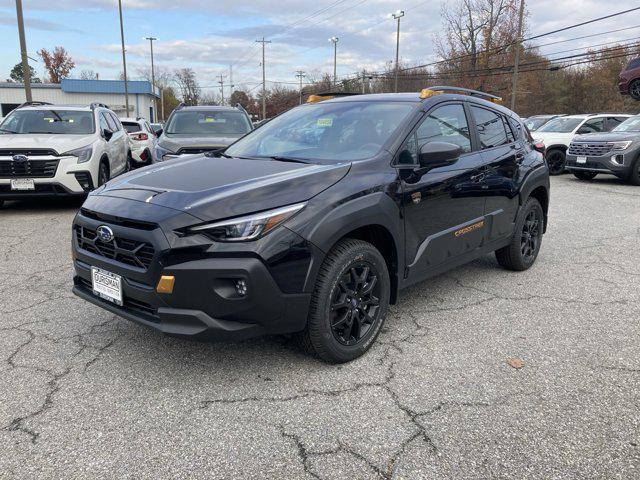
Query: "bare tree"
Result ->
[[38, 46, 75, 83], [174, 68, 200, 105], [79, 69, 98, 80]]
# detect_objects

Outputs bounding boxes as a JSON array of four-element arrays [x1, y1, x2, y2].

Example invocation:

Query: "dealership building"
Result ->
[[0, 79, 160, 121]]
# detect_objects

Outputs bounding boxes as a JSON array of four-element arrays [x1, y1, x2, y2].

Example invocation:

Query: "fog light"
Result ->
[[611, 155, 624, 165], [235, 279, 247, 296]]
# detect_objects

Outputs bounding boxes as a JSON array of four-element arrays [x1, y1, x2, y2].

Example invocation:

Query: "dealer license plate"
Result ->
[[10, 178, 35, 190], [91, 267, 123, 306], [576, 156, 587, 164]]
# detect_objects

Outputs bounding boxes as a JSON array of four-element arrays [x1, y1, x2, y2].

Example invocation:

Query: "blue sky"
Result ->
[[1, 0, 639, 98]]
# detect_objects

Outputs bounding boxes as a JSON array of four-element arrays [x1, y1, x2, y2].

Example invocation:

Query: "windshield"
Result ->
[[538, 117, 585, 133], [0, 109, 95, 134], [525, 117, 552, 131], [225, 101, 415, 163], [122, 122, 142, 133], [166, 110, 252, 135], [613, 115, 640, 132]]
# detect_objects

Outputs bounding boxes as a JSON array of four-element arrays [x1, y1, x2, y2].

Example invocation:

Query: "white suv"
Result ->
[[120, 117, 157, 166], [0, 102, 130, 206], [531, 113, 631, 174]]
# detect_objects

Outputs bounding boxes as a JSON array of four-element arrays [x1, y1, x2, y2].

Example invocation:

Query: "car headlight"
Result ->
[[189, 203, 306, 242], [612, 141, 633, 151], [153, 144, 176, 162], [64, 144, 94, 164]]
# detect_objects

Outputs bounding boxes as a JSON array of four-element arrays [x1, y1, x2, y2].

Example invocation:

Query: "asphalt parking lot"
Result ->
[[1, 175, 639, 479]]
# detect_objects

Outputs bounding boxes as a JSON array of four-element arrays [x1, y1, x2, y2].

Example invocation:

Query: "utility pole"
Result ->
[[118, 0, 130, 116], [510, 0, 526, 111], [295, 70, 305, 104], [144, 37, 157, 121], [392, 10, 405, 93], [255, 37, 271, 120], [229, 65, 234, 93], [218, 73, 226, 104], [15, 0, 32, 102], [329, 37, 339, 87]]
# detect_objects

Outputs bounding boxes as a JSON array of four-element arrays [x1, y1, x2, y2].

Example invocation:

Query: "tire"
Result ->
[[126, 152, 133, 172], [495, 197, 544, 271], [546, 149, 566, 175], [629, 157, 640, 186], [298, 239, 390, 363], [97, 161, 109, 187], [0, 200, 4, 209], [573, 171, 598, 181], [630, 80, 640, 101]]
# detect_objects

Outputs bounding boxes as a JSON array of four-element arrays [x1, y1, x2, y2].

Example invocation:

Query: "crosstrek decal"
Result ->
[[454, 220, 485, 237]]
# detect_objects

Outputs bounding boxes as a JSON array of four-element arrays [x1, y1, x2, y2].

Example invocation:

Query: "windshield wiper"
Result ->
[[262, 155, 311, 164], [0, 128, 16, 133]]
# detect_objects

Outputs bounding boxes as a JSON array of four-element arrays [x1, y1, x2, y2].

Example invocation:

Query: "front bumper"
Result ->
[[71, 202, 313, 339], [566, 151, 636, 177], [619, 80, 630, 95], [0, 155, 95, 198]]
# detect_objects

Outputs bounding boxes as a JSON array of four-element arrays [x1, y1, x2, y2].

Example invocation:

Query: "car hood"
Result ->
[[159, 133, 244, 152], [572, 132, 639, 143], [0, 134, 95, 154], [530, 131, 573, 146], [94, 155, 351, 222]]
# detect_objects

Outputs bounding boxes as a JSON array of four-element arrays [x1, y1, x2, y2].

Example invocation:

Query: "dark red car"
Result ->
[[619, 58, 640, 100]]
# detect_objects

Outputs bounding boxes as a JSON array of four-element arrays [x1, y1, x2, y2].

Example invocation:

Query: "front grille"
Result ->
[[75, 225, 156, 270], [0, 159, 59, 178], [0, 148, 58, 157], [568, 142, 613, 157]]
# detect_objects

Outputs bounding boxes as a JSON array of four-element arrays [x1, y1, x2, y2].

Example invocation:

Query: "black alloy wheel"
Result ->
[[520, 209, 542, 263], [298, 239, 390, 363], [546, 149, 566, 175], [330, 263, 381, 346], [630, 80, 640, 100], [629, 158, 640, 186]]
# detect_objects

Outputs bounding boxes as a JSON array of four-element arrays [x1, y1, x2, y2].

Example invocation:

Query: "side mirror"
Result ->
[[155, 129, 163, 137], [102, 128, 113, 141], [418, 142, 462, 170], [576, 127, 591, 135]]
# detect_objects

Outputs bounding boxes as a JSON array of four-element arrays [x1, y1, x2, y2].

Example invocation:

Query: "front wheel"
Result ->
[[573, 171, 598, 181], [630, 80, 640, 100], [629, 158, 640, 186], [298, 239, 390, 363], [546, 149, 566, 175], [97, 161, 109, 187], [495, 197, 544, 271]]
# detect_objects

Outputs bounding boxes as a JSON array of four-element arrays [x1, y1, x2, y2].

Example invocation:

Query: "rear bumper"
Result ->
[[566, 152, 636, 177], [619, 80, 630, 94]]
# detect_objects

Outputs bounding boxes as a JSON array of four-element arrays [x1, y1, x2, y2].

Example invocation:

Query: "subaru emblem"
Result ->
[[96, 225, 115, 243], [12, 154, 28, 162]]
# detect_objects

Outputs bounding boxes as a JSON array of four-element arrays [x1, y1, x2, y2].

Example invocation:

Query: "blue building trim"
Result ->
[[60, 79, 159, 98]]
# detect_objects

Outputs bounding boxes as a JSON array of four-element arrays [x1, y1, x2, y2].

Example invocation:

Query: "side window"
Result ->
[[508, 117, 523, 140], [606, 117, 623, 131], [399, 104, 471, 165], [108, 112, 122, 131], [580, 118, 605, 133], [503, 116, 515, 143], [471, 106, 509, 149], [99, 112, 110, 132], [103, 111, 118, 132]]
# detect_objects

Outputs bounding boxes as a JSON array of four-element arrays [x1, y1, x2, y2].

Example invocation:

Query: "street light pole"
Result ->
[[144, 36, 157, 121], [15, 0, 32, 102], [255, 37, 271, 120], [392, 10, 405, 93], [329, 37, 339, 88], [118, 0, 130, 116], [510, 0, 526, 111]]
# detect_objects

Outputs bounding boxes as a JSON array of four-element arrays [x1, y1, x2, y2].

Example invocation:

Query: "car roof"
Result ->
[[178, 105, 242, 111], [17, 104, 93, 111]]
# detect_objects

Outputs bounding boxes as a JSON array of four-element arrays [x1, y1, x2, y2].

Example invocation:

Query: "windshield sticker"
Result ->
[[317, 118, 333, 127], [202, 116, 226, 123]]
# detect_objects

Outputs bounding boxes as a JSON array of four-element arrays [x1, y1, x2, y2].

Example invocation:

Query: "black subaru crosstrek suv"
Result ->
[[72, 87, 550, 363]]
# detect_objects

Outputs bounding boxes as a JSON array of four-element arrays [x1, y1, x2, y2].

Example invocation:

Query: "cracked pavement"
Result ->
[[1, 175, 639, 479]]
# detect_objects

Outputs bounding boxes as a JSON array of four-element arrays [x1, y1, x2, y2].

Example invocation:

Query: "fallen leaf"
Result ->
[[507, 358, 525, 369]]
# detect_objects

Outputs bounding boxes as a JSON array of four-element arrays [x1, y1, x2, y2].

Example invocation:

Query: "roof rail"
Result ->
[[175, 102, 186, 110], [306, 91, 360, 103], [90, 102, 109, 110], [17, 101, 52, 109], [235, 102, 249, 117], [420, 86, 503, 104]]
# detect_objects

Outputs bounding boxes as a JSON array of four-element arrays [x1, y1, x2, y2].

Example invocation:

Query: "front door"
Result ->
[[399, 102, 487, 282]]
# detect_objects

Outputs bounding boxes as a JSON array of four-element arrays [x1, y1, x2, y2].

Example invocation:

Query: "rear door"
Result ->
[[470, 105, 527, 242], [105, 112, 127, 173], [399, 102, 487, 281]]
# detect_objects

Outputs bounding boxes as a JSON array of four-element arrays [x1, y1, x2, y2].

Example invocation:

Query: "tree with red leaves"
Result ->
[[37, 46, 75, 83]]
